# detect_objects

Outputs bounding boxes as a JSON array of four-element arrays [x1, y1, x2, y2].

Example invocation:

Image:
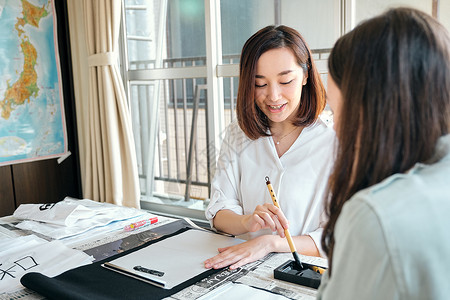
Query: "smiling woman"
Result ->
[[204, 25, 336, 271], [254, 47, 307, 156]]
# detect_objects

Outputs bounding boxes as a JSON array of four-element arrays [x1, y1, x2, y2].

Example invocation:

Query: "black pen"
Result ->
[[265, 176, 303, 268]]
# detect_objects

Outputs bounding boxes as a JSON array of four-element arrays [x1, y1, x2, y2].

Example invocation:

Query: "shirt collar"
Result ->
[[429, 134, 450, 164]]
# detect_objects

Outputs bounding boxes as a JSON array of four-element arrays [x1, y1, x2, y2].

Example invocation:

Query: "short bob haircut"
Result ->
[[236, 25, 326, 140]]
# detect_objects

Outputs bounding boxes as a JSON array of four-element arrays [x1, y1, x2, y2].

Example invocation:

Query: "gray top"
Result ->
[[317, 134, 450, 300]]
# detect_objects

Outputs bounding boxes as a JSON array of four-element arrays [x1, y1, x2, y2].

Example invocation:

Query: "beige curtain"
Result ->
[[67, 0, 140, 208]]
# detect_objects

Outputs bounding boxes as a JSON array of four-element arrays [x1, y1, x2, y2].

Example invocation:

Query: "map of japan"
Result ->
[[0, 0, 66, 165]]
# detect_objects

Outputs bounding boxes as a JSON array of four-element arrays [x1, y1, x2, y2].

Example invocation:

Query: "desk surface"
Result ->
[[0, 201, 325, 300]]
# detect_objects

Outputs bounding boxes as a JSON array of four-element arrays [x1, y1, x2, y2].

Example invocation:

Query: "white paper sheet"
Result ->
[[197, 282, 290, 300], [14, 198, 148, 239], [0, 235, 94, 294], [103, 229, 244, 289], [13, 201, 93, 226]]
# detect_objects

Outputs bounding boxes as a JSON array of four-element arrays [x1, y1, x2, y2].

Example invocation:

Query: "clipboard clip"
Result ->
[[133, 265, 165, 277]]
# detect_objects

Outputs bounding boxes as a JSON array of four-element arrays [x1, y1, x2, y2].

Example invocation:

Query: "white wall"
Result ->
[[281, 0, 340, 50]]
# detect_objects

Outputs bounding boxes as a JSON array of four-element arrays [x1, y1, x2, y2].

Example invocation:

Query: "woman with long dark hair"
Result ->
[[319, 7, 450, 299]]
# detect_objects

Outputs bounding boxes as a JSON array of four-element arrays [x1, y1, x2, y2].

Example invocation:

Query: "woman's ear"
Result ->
[[301, 66, 308, 85], [302, 76, 308, 85]]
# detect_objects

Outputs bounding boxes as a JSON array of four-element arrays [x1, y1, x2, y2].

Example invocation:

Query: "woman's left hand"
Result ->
[[204, 235, 273, 270]]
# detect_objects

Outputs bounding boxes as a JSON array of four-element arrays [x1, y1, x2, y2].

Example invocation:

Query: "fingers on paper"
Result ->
[[204, 245, 249, 270]]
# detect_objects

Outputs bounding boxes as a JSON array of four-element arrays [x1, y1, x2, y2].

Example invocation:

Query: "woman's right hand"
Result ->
[[242, 203, 289, 238]]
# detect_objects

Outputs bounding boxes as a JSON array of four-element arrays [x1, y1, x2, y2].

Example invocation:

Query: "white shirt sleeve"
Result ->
[[205, 124, 245, 228], [308, 226, 325, 257]]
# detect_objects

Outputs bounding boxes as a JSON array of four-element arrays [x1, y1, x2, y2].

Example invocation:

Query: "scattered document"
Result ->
[[0, 235, 94, 294], [168, 252, 328, 300], [13, 198, 148, 239], [103, 229, 244, 289], [197, 282, 290, 300], [14, 200, 94, 226]]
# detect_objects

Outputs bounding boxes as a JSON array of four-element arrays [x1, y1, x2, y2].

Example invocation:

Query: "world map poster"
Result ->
[[0, 0, 67, 166]]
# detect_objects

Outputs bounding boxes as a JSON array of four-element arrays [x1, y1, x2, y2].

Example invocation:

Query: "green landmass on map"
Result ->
[[0, 0, 48, 120]]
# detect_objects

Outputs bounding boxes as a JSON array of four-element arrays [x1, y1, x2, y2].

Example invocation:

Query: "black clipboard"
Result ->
[[21, 228, 224, 300], [100, 228, 244, 289]]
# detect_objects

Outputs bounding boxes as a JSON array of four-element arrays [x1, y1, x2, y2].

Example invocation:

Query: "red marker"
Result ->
[[124, 217, 158, 231]]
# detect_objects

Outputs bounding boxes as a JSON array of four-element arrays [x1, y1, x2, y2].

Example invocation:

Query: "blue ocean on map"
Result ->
[[0, 0, 66, 165], [0, 5, 22, 91]]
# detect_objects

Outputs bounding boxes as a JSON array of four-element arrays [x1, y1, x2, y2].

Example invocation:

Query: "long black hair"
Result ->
[[322, 7, 450, 274]]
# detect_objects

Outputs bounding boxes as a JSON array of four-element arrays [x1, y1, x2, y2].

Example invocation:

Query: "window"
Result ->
[[121, 0, 339, 222], [120, 0, 444, 223]]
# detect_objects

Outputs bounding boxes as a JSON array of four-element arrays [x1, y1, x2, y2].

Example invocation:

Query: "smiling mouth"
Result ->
[[268, 103, 286, 110]]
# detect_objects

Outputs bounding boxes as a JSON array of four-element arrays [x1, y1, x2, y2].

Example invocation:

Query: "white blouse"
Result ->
[[205, 120, 335, 256]]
